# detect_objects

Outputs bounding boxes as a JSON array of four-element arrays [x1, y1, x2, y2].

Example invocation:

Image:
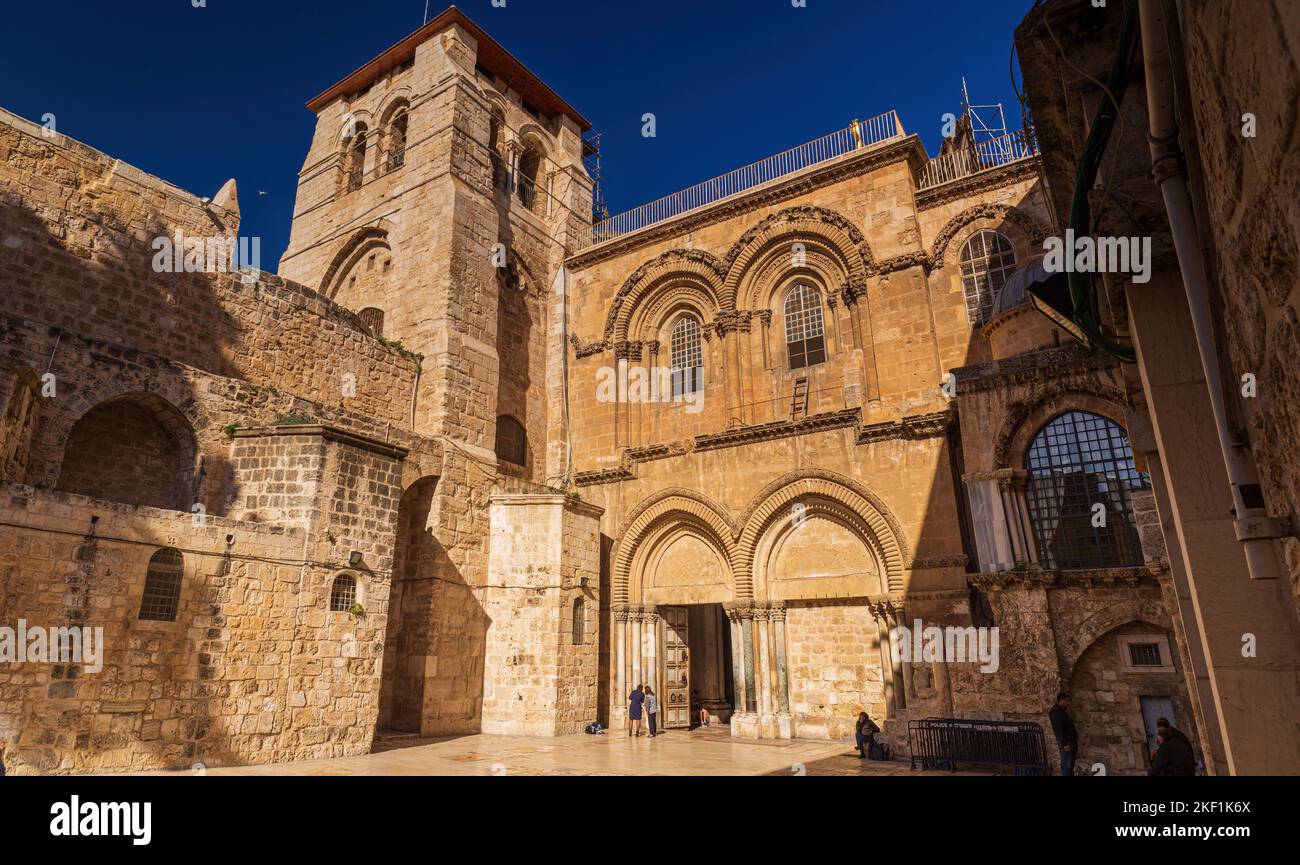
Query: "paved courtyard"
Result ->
[[139, 728, 984, 777]]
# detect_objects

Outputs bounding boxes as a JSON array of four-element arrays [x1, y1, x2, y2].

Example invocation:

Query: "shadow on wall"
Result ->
[[379, 476, 490, 737]]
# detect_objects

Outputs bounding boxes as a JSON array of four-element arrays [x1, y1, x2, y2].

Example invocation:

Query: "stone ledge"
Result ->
[[232, 424, 409, 459], [968, 564, 1165, 591]]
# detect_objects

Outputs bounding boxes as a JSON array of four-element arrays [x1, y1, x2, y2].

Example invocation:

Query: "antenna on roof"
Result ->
[[423, 1, 430, 24]]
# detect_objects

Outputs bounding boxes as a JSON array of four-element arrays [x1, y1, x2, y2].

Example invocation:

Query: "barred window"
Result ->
[[385, 111, 408, 173], [784, 283, 827, 370], [670, 315, 703, 397], [330, 574, 357, 612], [1128, 642, 1163, 667], [1025, 411, 1149, 570], [959, 230, 1017, 326], [572, 597, 585, 645], [517, 146, 542, 209], [139, 548, 183, 622], [343, 124, 368, 193], [495, 415, 527, 466], [358, 307, 385, 338]]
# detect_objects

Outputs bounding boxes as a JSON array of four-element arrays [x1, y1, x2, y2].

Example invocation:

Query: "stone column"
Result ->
[[771, 602, 792, 737], [742, 608, 757, 715], [630, 608, 642, 694], [873, 604, 896, 718], [614, 606, 629, 726], [757, 606, 774, 731], [643, 606, 661, 707], [725, 604, 746, 719]]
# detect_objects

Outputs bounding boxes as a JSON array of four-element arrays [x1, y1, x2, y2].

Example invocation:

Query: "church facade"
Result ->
[[0, 6, 1255, 775]]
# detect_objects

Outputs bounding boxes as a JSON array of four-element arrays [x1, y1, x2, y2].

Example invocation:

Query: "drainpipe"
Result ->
[[1138, 0, 1286, 580]]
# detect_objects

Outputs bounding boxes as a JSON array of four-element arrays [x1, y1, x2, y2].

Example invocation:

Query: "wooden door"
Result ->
[[661, 606, 691, 728]]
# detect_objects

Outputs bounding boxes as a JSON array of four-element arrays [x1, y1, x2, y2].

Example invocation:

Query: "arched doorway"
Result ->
[[378, 476, 438, 733]]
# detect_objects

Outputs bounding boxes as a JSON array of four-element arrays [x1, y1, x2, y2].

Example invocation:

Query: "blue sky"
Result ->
[[0, 0, 1035, 269]]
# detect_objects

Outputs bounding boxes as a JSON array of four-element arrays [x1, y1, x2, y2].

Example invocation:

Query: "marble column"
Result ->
[[742, 608, 757, 714], [725, 605, 746, 718], [771, 602, 791, 736], [630, 608, 642, 695], [874, 605, 896, 718], [614, 606, 629, 726], [757, 606, 774, 725]]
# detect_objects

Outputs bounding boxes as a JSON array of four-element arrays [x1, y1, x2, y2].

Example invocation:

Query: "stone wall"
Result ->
[[480, 495, 602, 736], [1181, 0, 1300, 609], [784, 601, 885, 739]]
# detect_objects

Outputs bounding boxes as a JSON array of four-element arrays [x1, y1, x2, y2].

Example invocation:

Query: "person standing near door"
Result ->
[[645, 686, 659, 738], [628, 685, 645, 737], [1049, 692, 1079, 776]]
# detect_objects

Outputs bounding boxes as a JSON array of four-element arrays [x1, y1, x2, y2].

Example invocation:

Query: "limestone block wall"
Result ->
[[480, 495, 602, 736], [1180, 0, 1300, 613], [784, 601, 885, 739], [0, 487, 310, 774], [0, 110, 420, 430]]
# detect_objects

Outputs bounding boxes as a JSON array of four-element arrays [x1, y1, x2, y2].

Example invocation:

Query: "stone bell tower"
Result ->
[[279, 7, 601, 739], [279, 5, 593, 466]]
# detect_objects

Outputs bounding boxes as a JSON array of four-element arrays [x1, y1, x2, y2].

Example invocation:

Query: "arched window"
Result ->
[[385, 110, 408, 172], [358, 307, 385, 338], [1025, 411, 1149, 569], [572, 597, 585, 645], [670, 315, 703, 397], [342, 124, 368, 193], [959, 230, 1017, 325], [516, 145, 542, 208], [784, 283, 827, 369], [495, 415, 527, 466], [330, 574, 357, 612], [139, 548, 183, 622]]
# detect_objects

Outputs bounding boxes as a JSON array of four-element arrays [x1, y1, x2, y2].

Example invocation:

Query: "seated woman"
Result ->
[[691, 690, 710, 728], [854, 711, 881, 759]]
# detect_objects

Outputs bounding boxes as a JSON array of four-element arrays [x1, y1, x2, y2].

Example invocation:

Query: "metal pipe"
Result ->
[[1139, 0, 1284, 580]]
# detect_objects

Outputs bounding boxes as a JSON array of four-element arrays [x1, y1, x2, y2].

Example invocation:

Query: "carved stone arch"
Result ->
[[751, 494, 890, 600], [1061, 606, 1171, 683], [722, 205, 874, 307], [742, 244, 849, 313], [604, 249, 727, 341], [336, 108, 375, 144], [612, 489, 740, 605], [627, 281, 718, 344], [737, 469, 909, 595], [930, 203, 1047, 268], [377, 90, 413, 126], [996, 386, 1128, 468], [320, 220, 396, 299]]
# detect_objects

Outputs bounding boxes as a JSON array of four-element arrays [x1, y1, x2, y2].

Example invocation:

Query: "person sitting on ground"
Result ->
[[854, 711, 881, 760], [692, 689, 709, 728]]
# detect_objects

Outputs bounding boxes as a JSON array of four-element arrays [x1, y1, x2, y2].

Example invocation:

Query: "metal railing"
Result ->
[[908, 717, 1049, 776], [574, 110, 905, 250], [917, 128, 1038, 190]]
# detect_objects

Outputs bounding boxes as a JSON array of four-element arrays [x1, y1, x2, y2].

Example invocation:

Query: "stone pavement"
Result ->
[[136, 727, 987, 777]]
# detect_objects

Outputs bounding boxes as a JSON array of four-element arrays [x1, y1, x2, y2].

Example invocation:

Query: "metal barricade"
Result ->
[[908, 717, 1048, 776]]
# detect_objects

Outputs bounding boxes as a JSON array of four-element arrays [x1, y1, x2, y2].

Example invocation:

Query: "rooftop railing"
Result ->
[[574, 110, 905, 251], [917, 128, 1038, 190]]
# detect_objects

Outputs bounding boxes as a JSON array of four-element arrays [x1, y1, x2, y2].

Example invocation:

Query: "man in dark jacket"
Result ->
[[1049, 692, 1079, 776], [1149, 729, 1196, 776]]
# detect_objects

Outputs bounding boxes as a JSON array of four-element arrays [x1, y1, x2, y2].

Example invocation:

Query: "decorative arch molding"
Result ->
[[1062, 608, 1171, 683], [603, 249, 727, 341], [376, 90, 414, 126], [751, 494, 890, 598], [611, 488, 740, 605], [996, 386, 1128, 468], [319, 220, 396, 299], [740, 245, 853, 313], [736, 469, 910, 594], [723, 205, 874, 307], [335, 109, 375, 144], [930, 203, 1047, 267], [628, 282, 719, 343]]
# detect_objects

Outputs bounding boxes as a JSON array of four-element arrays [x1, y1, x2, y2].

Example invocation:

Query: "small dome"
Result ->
[[991, 254, 1048, 318]]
